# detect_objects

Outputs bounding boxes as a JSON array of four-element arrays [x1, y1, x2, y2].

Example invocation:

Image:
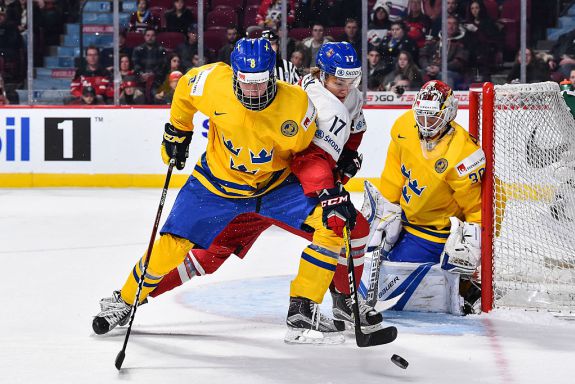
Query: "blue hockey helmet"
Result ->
[[230, 38, 277, 111], [316, 42, 361, 87]]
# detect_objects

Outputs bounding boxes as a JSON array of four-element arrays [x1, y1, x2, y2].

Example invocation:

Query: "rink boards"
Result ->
[[0, 105, 470, 190]]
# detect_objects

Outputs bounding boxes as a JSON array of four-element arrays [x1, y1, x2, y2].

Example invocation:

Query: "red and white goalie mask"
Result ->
[[413, 80, 458, 148]]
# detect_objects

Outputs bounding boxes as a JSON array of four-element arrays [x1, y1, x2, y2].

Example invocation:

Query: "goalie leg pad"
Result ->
[[377, 260, 464, 315]]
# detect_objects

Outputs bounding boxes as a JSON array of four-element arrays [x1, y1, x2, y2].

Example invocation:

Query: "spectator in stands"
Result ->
[[463, 0, 501, 79], [100, 31, 133, 72], [387, 0, 409, 21], [297, 0, 345, 28], [70, 85, 104, 105], [256, 0, 295, 30], [153, 52, 184, 96], [405, 0, 431, 49], [430, 0, 463, 37], [368, 1, 391, 46], [297, 22, 332, 69], [177, 24, 198, 71], [129, 0, 160, 33], [420, 16, 469, 89], [153, 70, 181, 104], [549, 28, 575, 79], [0, 73, 9, 105], [262, 29, 300, 84], [118, 53, 136, 80], [165, 0, 194, 35], [380, 21, 418, 75], [340, 18, 362, 58], [0, 5, 23, 82], [383, 50, 423, 89], [132, 28, 167, 84], [507, 48, 550, 84], [39, 0, 64, 46], [120, 75, 146, 105], [386, 74, 412, 95], [70, 46, 113, 102], [290, 50, 305, 77], [570, 68, 575, 85], [368, 46, 386, 76], [217, 26, 239, 65], [422, 0, 441, 21]]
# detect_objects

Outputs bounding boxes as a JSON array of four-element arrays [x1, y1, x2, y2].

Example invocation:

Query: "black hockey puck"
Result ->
[[391, 354, 409, 369]]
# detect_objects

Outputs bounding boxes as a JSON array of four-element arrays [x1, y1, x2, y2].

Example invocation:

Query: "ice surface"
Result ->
[[0, 189, 573, 383]]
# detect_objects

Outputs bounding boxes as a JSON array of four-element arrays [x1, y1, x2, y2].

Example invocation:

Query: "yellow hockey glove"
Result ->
[[161, 123, 193, 170]]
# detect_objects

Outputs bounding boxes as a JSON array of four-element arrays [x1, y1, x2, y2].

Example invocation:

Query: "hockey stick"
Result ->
[[115, 158, 176, 370], [365, 246, 405, 312], [343, 225, 398, 347]]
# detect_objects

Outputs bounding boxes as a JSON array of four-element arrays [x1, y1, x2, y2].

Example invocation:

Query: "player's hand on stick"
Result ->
[[161, 123, 193, 170], [318, 182, 357, 237], [440, 217, 481, 275], [336, 149, 363, 184]]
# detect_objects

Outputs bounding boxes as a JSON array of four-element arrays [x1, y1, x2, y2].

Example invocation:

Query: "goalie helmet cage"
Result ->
[[469, 82, 575, 314]]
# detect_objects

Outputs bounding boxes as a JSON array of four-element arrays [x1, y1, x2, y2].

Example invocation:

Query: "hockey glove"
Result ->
[[440, 217, 481, 275], [361, 180, 402, 253], [336, 149, 363, 184], [161, 123, 193, 170], [318, 182, 357, 237]]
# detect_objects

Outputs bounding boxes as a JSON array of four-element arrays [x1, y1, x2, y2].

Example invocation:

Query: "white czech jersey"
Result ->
[[301, 73, 365, 162]]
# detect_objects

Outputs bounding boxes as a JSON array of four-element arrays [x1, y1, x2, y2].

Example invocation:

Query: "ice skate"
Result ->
[[284, 297, 345, 345], [92, 291, 132, 335], [331, 289, 384, 333]]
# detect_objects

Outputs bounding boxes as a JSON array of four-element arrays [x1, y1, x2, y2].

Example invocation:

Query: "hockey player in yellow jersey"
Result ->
[[92, 38, 362, 344], [359, 80, 484, 315]]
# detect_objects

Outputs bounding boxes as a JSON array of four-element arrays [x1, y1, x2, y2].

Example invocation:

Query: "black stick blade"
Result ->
[[356, 325, 398, 348], [115, 350, 126, 370]]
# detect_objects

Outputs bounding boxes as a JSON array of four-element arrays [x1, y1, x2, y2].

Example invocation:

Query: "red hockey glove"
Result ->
[[318, 182, 357, 237]]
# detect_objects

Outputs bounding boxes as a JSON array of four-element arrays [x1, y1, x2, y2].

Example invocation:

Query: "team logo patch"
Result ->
[[315, 129, 324, 139], [281, 120, 298, 137], [435, 158, 448, 173]]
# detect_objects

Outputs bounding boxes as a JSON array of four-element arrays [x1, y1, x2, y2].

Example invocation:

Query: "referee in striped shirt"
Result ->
[[262, 29, 301, 85]]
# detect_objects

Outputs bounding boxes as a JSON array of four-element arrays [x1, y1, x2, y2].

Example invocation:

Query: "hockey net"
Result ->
[[470, 82, 575, 314]]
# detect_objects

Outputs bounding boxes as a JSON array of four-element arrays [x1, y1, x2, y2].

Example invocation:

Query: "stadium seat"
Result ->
[[245, 0, 260, 6], [149, 6, 167, 30], [243, 5, 259, 29], [157, 32, 186, 50], [149, 0, 173, 9], [483, 0, 499, 20], [325, 27, 344, 40], [211, 0, 244, 12], [125, 31, 145, 48], [202, 28, 228, 52], [206, 6, 239, 28], [288, 27, 312, 41]]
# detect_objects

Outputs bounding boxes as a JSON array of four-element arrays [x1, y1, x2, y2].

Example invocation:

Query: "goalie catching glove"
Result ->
[[161, 123, 193, 170], [318, 182, 357, 237], [440, 217, 481, 275], [336, 148, 363, 184], [361, 180, 402, 254]]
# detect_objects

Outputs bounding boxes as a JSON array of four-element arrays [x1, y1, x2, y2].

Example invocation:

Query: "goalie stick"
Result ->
[[344, 225, 398, 347], [364, 246, 405, 312], [115, 158, 175, 370]]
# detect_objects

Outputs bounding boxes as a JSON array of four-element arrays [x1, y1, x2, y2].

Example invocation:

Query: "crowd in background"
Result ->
[[0, 0, 573, 105]]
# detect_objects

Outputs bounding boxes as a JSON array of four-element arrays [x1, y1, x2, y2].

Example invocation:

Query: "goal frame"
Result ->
[[469, 82, 495, 313]]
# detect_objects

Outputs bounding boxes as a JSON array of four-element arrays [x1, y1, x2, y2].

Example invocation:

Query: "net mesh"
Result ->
[[487, 82, 575, 313]]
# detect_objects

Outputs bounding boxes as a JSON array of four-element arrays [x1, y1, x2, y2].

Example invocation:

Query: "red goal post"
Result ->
[[469, 82, 575, 314]]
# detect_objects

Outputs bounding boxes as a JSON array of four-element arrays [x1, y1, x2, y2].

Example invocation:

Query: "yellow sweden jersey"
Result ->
[[170, 63, 318, 198], [380, 110, 485, 243]]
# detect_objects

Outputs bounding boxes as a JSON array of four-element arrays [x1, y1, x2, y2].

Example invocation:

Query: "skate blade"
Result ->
[[284, 328, 345, 345], [337, 320, 384, 334]]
